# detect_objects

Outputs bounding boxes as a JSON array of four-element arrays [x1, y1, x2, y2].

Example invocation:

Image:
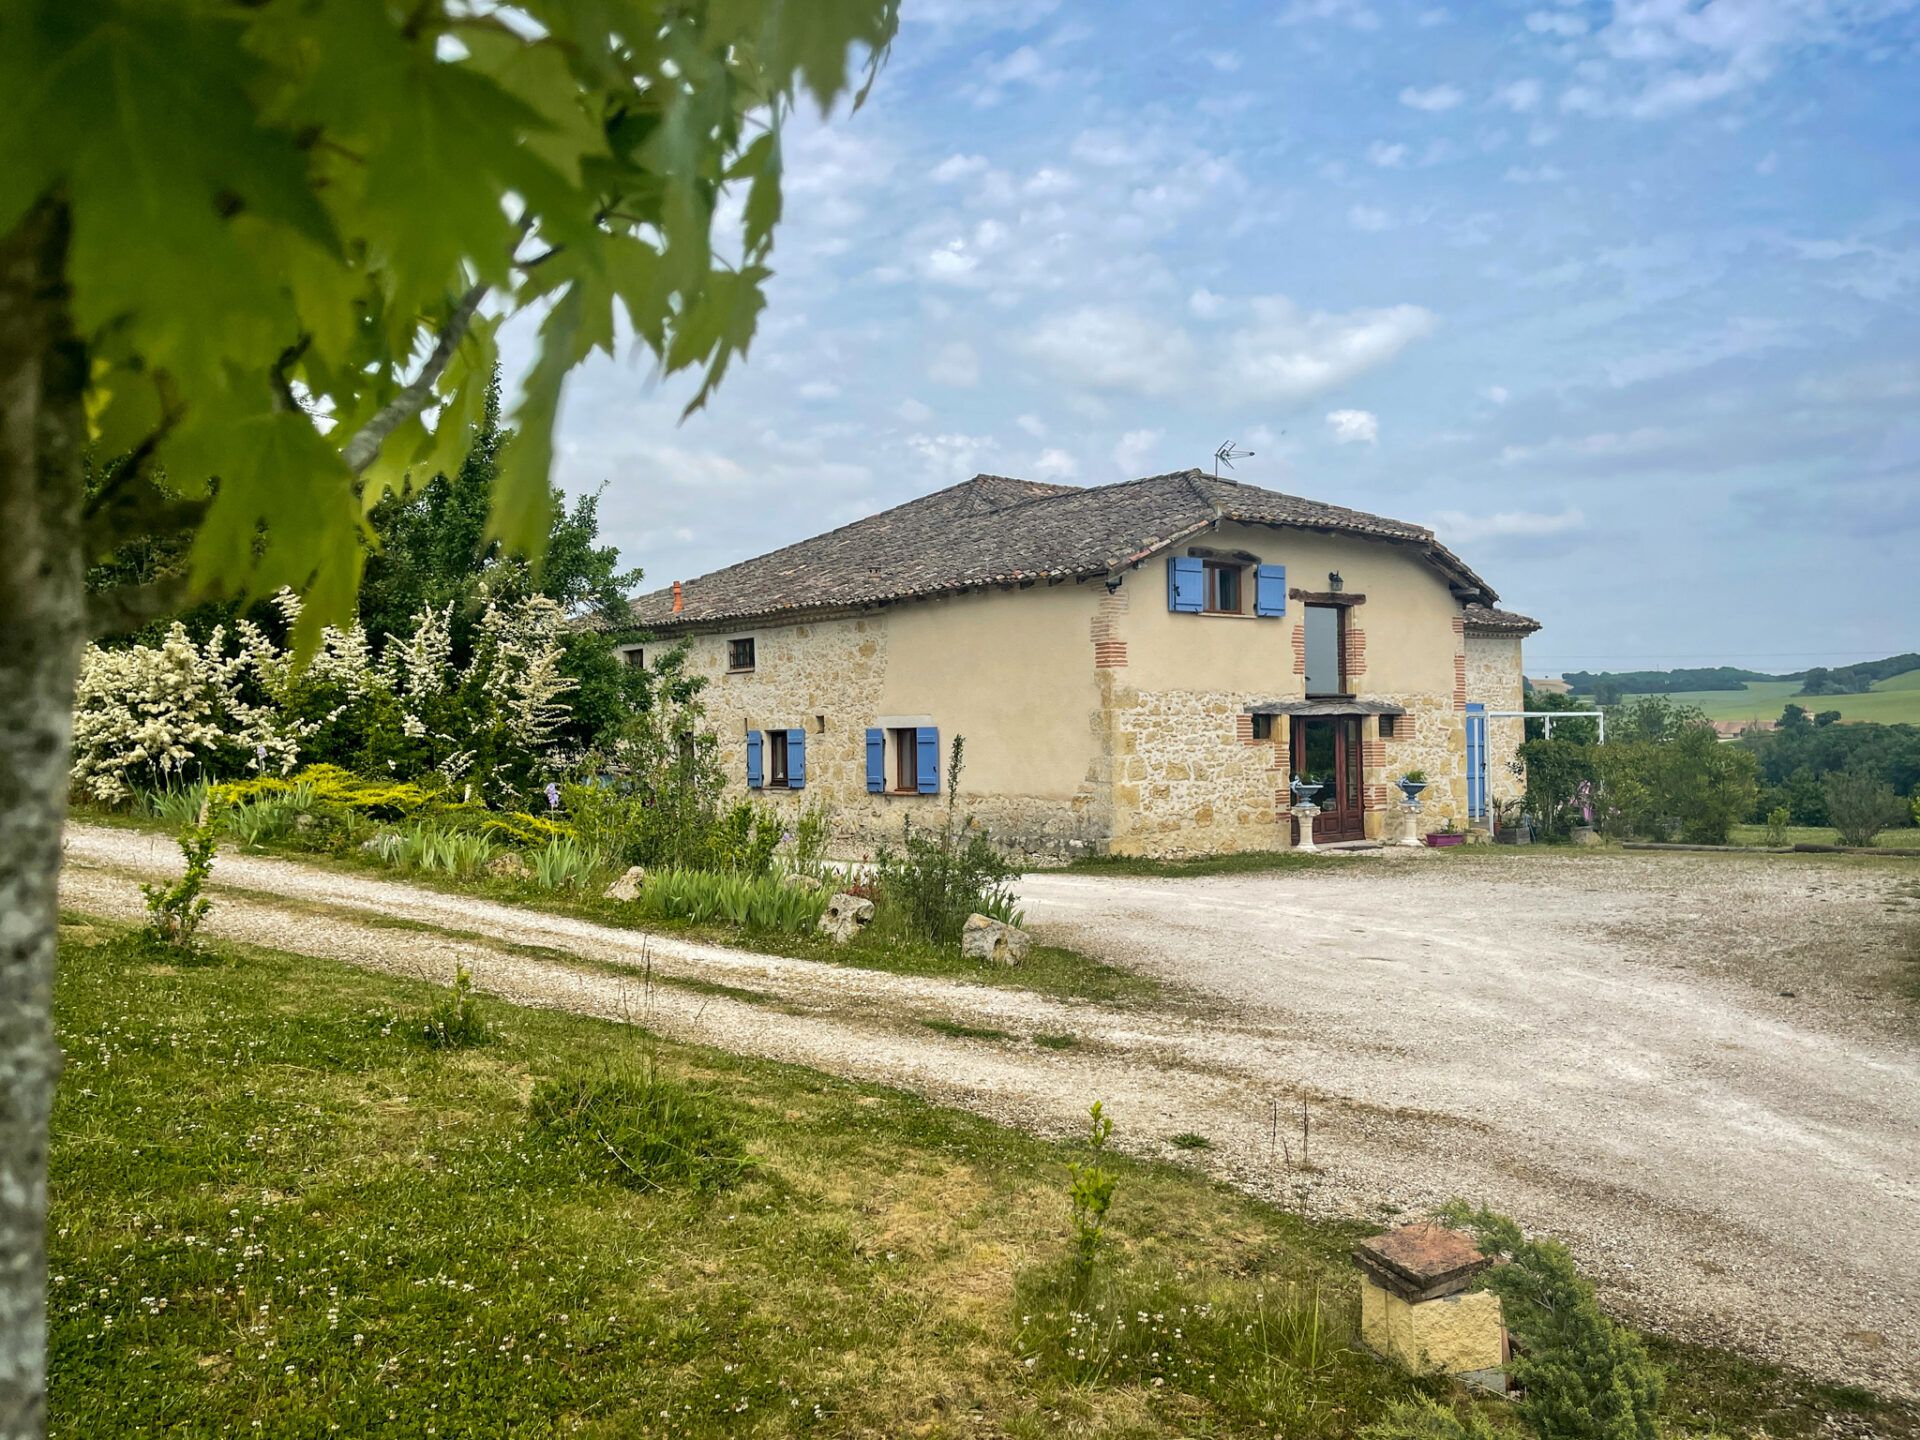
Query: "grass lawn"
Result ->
[[48, 918, 1915, 1438], [70, 808, 1157, 1008], [1621, 675, 1920, 727], [1727, 823, 1920, 850]]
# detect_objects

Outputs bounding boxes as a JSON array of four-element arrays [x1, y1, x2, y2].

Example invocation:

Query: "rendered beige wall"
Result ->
[[668, 583, 1109, 858]]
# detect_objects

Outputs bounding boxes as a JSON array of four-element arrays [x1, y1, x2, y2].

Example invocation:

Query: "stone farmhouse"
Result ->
[[624, 470, 1539, 860]]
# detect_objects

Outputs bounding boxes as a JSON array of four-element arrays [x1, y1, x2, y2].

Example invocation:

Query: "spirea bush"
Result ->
[[71, 586, 576, 808]]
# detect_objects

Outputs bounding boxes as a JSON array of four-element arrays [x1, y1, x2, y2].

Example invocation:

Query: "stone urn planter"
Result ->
[[1396, 778, 1428, 805]]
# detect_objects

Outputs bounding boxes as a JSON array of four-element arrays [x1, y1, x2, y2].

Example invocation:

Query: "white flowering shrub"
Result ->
[[70, 589, 577, 808]]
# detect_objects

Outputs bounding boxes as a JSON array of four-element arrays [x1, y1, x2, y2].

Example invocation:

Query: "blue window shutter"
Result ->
[[1465, 704, 1487, 820], [1167, 555, 1204, 613], [1254, 564, 1287, 618], [915, 727, 940, 794], [865, 728, 885, 793], [787, 728, 806, 789], [746, 730, 763, 789]]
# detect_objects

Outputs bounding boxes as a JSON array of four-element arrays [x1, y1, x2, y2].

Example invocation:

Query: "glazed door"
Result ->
[[1292, 717, 1366, 842]]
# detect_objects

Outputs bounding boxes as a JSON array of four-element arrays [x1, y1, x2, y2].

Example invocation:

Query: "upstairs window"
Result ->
[[619, 645, 645, 669], [728, 637, 756, 672], [1204, 561, 1243, 614], [1304, 604, 1346, 697]]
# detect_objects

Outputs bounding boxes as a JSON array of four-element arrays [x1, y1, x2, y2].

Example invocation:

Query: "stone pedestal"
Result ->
[[1292, 803, 1321, 852], [1354, 1223, 1506, 1387], [1392, 800, 1424, 847]]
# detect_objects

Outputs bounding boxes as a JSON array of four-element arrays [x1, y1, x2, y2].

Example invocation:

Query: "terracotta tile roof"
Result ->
[[1461, 603, 1542, 635], [630, 469, 1506, 631]]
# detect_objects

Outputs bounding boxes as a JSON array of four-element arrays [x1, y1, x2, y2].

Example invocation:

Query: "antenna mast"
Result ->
[[1213, 440, 1254, 478]]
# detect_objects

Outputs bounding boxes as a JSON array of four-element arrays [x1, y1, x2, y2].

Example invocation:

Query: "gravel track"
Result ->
[[60, 826, 1920, 1400]]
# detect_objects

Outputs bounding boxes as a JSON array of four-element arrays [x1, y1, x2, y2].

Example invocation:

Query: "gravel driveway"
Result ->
[[60, 827, 1920, 1400]]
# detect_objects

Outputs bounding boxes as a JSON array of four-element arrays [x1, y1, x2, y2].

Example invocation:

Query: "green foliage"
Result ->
[[1524, 689, 1601, 744], [1067, 1101, 1118, 1290], [1525, 699, 1757, 844], [139, 812, 218, 950], [1359, 1398, 1505, 1440], [633, 868, 829, 934], [1744, 715, 1920, 827], [1519, 738, 1597, 841], [419, 965, 491, 1050], [528, 1062, 753, 1193], [1442, 1206, 1664, 1440], [21, 1, 900, 640], [873, 737, 1022, 943], [525, 836, 604, 893], [1822, 766, 1909, 847], [1170, 1132, 1212, 1150], [138, 778, 212, 831], [1796, 653, 1920, 696], [1764, 806, 1791, 845]]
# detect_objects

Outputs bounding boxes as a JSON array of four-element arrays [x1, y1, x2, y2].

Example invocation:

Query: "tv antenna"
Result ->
[[1213, 440, 1254, 478]]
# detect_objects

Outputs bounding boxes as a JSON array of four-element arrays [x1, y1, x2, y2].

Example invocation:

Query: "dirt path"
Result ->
[[60, 826, 1920, 1400]]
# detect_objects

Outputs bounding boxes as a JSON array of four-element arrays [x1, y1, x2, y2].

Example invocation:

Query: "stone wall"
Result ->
[[1465, 631, 1527, 810], [1105, 685, 1290, 856]]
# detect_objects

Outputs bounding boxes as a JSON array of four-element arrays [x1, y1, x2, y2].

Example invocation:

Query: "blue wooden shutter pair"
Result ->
[[1254, 564, 1287, 617], [865, 729, 886, 792], [1167, 556, 1204, 613], [786, 728, 806, 789], [745, 730, 763, 789]]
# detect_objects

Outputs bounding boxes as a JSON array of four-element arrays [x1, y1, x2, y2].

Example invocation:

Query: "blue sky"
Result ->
[[529, 0, 1920, 677]]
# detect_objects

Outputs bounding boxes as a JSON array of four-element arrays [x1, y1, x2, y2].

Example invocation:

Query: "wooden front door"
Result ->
[[1291, 716, 1366, 843]]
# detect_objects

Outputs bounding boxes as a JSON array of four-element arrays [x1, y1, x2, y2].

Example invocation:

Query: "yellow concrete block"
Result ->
[[1359, 1277, 1505, 1375]]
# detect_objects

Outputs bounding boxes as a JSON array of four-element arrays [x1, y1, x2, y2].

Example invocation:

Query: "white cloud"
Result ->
[[907, 431, 1000, 482], [1503, 163, 1566, 184], [1499, 428, 1674, 465], [1326, 409, 1380, 445], [1219, 297, 1438, 406], [1368, 140, 1410, 167], [930, 153, 990, 183], [1201, 49, 1243, 72], [796, 380, 840, 402], [1112, 428, 1163, 475], [1399, 83, 1465, 112], [1024, 166, 1076, 196], [1429, 507, 1585, 543], [1016, 413, 1048, 438], [1481, 384, 1510, 404], [1525, 10, 1588, 38], [1019, 306, 1195, 397], [1189, 287, 1229, 319], [927, 342, 980, 388], [1755, 150, 1779, 176], [896, 397, 934, 423], [1032, 447, 1080, 478], [1348, 204, 1393, 232], [1494, 78, 1543, 112], [1277, 0, 1381, 30]]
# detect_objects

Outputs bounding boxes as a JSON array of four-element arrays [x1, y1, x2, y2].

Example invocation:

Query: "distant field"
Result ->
[[1619, 670, 1920, 726]]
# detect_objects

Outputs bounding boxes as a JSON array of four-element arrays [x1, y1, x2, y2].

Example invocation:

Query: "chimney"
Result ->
[[672, 580, 684, 614]]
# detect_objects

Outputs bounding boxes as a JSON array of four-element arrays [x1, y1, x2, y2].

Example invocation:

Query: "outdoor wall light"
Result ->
[[1104, 574, 1124, 593], [1329, 571, 1344, 592]]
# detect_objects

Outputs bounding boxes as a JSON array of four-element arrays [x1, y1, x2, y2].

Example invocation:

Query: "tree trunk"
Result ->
[[0, 199, 86, 1440]]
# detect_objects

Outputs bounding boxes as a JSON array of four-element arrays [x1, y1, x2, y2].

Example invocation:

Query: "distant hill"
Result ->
[[1557, 653, 1920, 727]]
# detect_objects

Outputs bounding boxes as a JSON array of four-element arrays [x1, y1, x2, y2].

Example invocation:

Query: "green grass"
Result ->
[[919, 1017, 1013, 1042], [1727, 823, 1920, 850], [48, 918, 1916, 1438], [1620, 677, 1920, 727], [74, 807, 1159, 1008]]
